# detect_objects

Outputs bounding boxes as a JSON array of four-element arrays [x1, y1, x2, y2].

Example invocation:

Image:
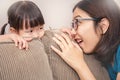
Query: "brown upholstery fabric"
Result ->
[[41, 30, 110, 80], [0, 40, 53, 80], [0, 30, 110, 80]]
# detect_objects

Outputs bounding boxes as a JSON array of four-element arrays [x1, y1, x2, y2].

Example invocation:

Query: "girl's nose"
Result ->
[[32, 32, 39, 38]]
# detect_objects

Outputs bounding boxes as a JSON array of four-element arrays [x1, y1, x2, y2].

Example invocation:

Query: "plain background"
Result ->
[[0, 0, 119, 31]]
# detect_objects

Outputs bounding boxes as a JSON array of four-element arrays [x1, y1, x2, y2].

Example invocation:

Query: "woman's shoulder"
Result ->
[[115, 45, 120, 60], [113, 45, 120, 73]]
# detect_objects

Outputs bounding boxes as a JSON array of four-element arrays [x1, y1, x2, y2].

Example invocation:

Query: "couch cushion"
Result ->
[[41, 30, 110, 80], [0, 39, 53, 80]]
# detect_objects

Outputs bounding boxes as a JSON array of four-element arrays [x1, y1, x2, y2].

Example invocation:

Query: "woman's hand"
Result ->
[[60, 28, 73, 39], [51, 33, 96, 80], [51, 33, 84, 70], [7, 34, 28, 50]]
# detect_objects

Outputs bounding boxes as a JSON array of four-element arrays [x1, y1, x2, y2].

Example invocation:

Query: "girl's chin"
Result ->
[[24, 37, 33, 42]]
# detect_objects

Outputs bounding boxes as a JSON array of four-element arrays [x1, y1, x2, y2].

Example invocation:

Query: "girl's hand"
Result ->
[[8, 34, 28, 50], [51, 33, 84, 70]]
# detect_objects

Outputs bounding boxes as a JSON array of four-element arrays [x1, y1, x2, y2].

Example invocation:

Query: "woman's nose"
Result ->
[[71, 28, 76, 38]]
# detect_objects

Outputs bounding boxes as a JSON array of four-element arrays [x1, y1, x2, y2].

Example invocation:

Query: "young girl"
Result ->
[[0, 0, 45, 50], [51, 0, 120, 80]]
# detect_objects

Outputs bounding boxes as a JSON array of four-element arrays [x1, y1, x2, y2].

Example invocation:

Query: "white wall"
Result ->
[[0, 0, 79, 30], [0, 0, 119, 30], [34, 0, 79, 29]]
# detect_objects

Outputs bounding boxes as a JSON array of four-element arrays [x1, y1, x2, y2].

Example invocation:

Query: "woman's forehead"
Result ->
[[73, 8, 91, 19]]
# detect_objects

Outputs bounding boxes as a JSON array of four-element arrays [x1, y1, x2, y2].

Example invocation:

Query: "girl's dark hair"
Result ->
[[73, 0, 120, 65], [1, 1, 45, 34]]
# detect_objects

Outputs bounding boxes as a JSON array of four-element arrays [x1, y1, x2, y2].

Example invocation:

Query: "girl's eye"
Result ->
[[40, 27, 43, 29], [30, 30, 33, 32]]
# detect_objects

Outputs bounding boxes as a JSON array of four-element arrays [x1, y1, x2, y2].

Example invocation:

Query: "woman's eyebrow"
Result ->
[[74, 15, 81, 19]]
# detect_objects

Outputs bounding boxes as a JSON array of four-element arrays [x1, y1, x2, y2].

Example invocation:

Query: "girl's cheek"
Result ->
[[38, 30, 45, 38]]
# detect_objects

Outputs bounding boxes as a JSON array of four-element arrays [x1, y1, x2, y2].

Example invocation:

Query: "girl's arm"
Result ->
[[0, 34, 28, 50], [51, 33, 96, 80]]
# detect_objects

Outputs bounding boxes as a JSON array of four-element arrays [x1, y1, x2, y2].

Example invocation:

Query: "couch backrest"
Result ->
[[41, 30, 110, 80], [0, 31, 110, 80], [0, 40, 53, 80]]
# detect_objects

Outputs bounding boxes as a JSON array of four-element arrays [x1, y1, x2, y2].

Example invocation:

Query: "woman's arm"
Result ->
[[75, 59, 96, 80], [116, 72, 120, 80], [51, 33, 96, 80], [0, 34, 28, 50]]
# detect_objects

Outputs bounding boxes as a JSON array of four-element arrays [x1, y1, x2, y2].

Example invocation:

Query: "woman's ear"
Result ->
[[9, 27, 17, 33], [98, 18, 109, 34]]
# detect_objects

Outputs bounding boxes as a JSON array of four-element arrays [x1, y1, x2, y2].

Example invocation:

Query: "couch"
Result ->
[[0, 30, 110, 80]]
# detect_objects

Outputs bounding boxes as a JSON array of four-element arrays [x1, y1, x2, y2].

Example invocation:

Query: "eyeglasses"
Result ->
[[72, 18, 101, 30]]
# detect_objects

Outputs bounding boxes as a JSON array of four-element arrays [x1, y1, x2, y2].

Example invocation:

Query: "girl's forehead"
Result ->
[[22, 19, 35, 29]]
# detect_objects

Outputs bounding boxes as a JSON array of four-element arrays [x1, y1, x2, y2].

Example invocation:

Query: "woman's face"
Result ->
[[72, 8, 102, 53], [13, 25, 44, 41]]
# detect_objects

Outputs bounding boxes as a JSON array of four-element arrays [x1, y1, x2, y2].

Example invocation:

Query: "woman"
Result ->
[[51, 0, 120, 80], [0, 0, 45, 50]]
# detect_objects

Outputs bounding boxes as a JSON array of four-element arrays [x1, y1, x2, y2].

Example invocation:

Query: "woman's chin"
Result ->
[[82, 49, 94, 54]]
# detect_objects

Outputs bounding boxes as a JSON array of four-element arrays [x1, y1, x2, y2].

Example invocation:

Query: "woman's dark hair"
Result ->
[[1, 1, 45, 34], [73, 0, 120, 65]]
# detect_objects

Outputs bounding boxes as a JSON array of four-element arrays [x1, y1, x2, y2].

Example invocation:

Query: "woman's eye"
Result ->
[[78, 21, 82, 25]]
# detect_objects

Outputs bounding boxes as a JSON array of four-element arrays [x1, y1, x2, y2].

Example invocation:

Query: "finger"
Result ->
[[13, 39, 18, 47], [72, 41, 79, 48], [51, 45, 62, 57], [54, 34, 68, 47], [52, 37, 65, 51], [61, 28, 73, 38], [72, 41, 83, 52], [60, 28, 72, 36], [18, 40, 22, 49], [25, 41, 29, 50], [61, 33, 72, 46], [22, 40, 27, 49]]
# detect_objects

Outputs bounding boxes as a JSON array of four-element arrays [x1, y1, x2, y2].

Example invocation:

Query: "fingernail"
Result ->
[[54, 34, 58, 37]]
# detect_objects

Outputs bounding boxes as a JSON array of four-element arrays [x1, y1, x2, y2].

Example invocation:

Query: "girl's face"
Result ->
[[19, 25, 44, 41], [72, 8, 102, 53], [11, 25, 44, 41]]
